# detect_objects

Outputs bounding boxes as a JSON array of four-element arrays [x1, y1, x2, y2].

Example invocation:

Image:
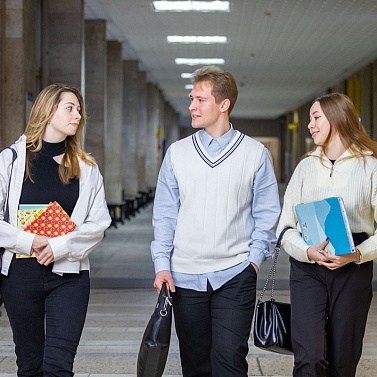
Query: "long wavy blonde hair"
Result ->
[[24, 83, 95, 184]]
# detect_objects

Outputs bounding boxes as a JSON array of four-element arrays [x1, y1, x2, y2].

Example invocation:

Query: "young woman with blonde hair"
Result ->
[[0, 83, 111, 376], [277, 92, 377, 376]]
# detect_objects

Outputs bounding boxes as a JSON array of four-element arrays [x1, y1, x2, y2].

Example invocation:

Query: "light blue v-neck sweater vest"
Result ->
[[170, 130, 264, 274]]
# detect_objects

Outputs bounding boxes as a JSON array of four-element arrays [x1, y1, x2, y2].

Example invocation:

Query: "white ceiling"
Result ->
[[84, 0, 377, 119]]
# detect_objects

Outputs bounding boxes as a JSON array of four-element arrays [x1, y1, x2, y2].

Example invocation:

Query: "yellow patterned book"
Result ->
[[17, 204, 47, 258], [18, 205, 47, 230]]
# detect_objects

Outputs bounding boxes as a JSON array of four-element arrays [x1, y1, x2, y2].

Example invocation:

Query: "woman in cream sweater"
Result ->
[[277, 93, 377, 377]]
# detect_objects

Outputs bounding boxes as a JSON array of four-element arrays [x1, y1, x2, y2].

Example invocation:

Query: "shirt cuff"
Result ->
[[16, 231, 35, 256], [48, 235, 69, 261], [248, 249, 265, 269], [154, 257, 171, 274]]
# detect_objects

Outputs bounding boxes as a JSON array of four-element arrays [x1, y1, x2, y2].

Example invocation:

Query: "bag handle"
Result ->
[[158, 282, 172, 317], [3, 147, 17, 222], [257, 226, 293, 305]]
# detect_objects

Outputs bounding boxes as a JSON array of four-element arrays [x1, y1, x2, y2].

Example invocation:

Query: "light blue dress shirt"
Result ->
[[151, 126, 281, 291]]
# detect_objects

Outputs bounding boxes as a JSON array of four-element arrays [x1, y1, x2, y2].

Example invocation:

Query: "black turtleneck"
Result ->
[[19, 140, 79, 216]]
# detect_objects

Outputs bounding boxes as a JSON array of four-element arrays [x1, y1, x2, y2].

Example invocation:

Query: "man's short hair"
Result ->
[[191, 66, 238, 114]]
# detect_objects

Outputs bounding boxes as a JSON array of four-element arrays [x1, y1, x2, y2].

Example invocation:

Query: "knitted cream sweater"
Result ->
[[277, 147, 377, 264]]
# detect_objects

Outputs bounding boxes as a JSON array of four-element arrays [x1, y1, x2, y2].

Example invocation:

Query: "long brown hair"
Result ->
[[24, 83, 95, 184], [309, 93, 377, 158]]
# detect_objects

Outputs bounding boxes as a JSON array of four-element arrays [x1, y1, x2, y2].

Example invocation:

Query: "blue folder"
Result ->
[[295, 197, 355, 255]]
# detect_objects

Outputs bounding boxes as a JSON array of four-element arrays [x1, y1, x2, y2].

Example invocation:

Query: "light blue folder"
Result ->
[[19, 204, 47, 210], [295, 197, 355, 255]]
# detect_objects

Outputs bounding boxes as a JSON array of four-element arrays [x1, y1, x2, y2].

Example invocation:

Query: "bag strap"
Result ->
[[158, 282, 173, 316], [3, 147, 17, 223], [257, 226, 293, 305]]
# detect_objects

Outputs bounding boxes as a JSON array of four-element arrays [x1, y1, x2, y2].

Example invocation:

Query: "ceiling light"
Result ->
[[167, 36, 227, 44], [185, 84, 194, 90], [153, 1, 230, 12], [175, 58, 225, 65], [181, 73, 193, 78]]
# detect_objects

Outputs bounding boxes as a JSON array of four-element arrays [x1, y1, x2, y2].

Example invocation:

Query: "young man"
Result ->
[[151, 66, 280, 376]]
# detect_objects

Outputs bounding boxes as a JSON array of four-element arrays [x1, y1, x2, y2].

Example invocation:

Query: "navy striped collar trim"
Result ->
[[192, 132, 245, 168]]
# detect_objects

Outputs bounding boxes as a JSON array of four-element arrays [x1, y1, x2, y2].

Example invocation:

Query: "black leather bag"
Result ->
[[253, 226, 293, 355], [0, 147, 17, 308], [137, 283, 173, 377]]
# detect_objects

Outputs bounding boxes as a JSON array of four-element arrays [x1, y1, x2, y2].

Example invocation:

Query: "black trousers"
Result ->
[[172, 264, 257, 377], [1, 257, 90, 377], [289, 257, 373, 377]]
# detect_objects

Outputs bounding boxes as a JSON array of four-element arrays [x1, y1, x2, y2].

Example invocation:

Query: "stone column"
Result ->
[[84, 19, 107, 173], [165, 104, 179, 149], [105, 40, 123, 203], [157, 89, 165, 165], [137, 71, 147, 192], [373, 59, 377, 140], [42, 0, 84, 89], [172, 110, 180, 143], [145, 83, 160, 188], [1, 0, 36, 147], [122, 60, 139, 196], [163, 101, 172, 155]]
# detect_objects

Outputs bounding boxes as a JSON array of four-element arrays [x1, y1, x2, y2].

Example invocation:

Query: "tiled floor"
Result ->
[[1, 202, 377, 376]]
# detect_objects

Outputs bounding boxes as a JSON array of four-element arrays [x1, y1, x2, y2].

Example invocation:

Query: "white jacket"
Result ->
[[277, 147, 377, 264], [0, 135, 111, 275]]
